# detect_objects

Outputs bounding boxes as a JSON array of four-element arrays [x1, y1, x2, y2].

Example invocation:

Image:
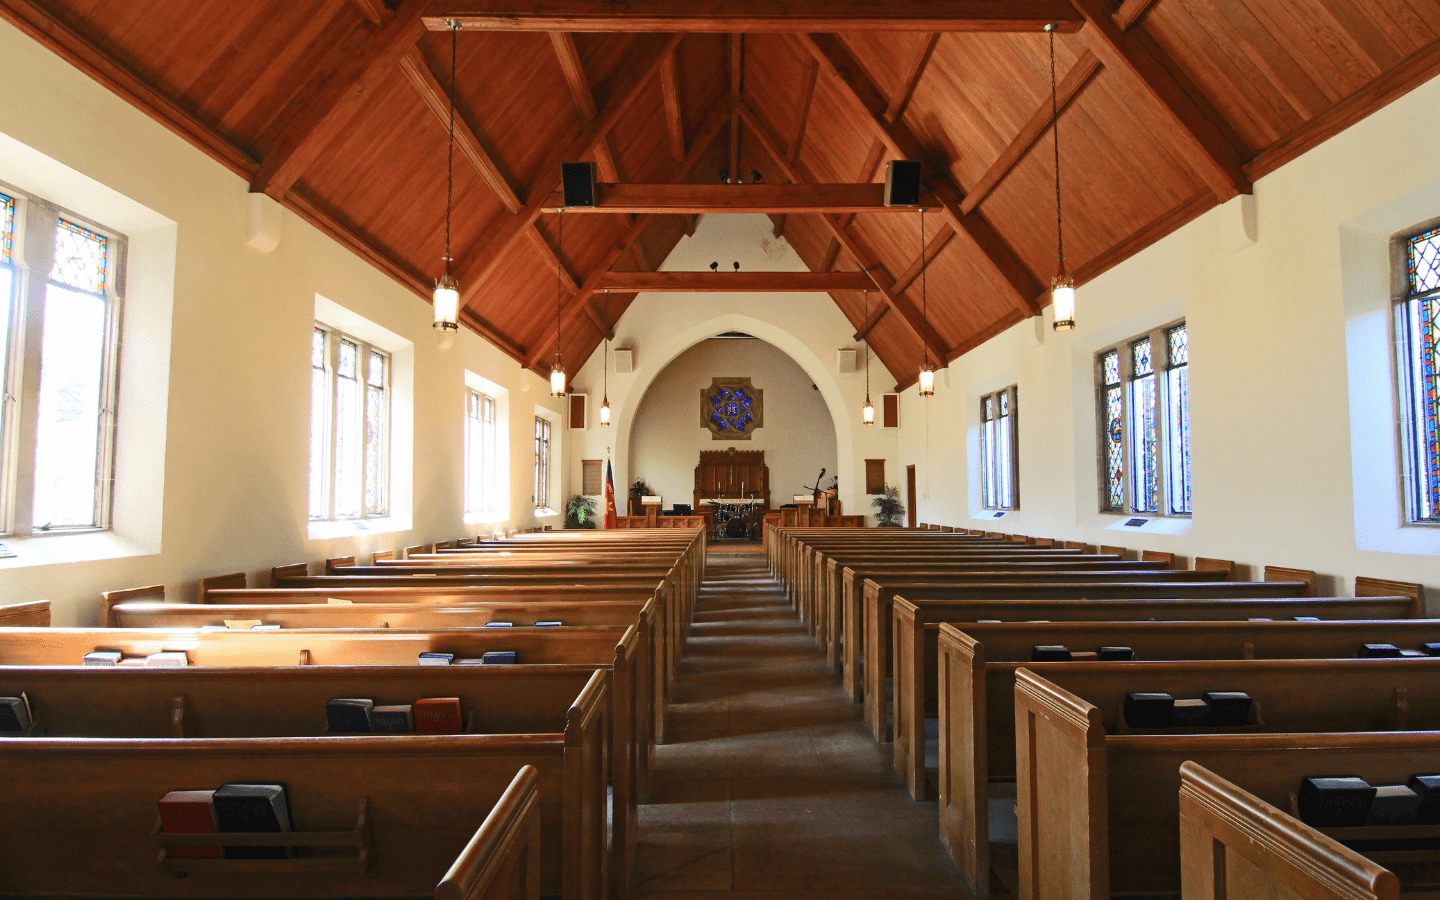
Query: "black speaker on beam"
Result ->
[[884, 160, 923, 207], [561, 162, 598, 207]]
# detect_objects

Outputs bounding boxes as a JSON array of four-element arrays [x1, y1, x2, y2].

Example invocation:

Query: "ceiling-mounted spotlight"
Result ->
[[751, 170, 762, 183], [733, 262, 740, 272], [710, 261, 719, 272], [718, 169, 729, 183]]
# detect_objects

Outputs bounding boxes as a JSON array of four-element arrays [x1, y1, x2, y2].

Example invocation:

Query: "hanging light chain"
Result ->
[[555, 209, 564, 362], [445, 18, 459, 275], [920, 208, 928, 368], [863, 288, 870, 396], [1048, 24, 1064, 269]]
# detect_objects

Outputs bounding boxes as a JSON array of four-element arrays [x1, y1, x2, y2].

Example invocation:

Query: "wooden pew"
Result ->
[[1179, 762, 1402, 900], [0, 666, 609, 900], [0, 622, 647, 895], [441, 765, 544, 900], [0, 600, 49, 626], [1013, 659, 1440, 900], [862, 572, 1261, 731], [933, 615, 1437, 894]]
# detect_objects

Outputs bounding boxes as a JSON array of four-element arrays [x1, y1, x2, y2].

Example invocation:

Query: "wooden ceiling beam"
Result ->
[[596, 271, 877, 292], [425, 2, 1086, 32], [524, 228, 580, 292], [453, 31, 684, 307], [250, 0, 431, 199], [550, 32, 622, 182], [728, 34, 743, 183], [541, 182, 940, 213], [1070, 0, 1250, 200], [527, 99, 733, 373], [885, 33, 940, 123], [801, 32, 1043, 319], [1112, 0, 1161, 31], [0, 0, 260, 179], [854, 224, 954, 340], [660, 49, 685, 160], [790, 57, 820, 163], [962, 49, 1100, 214], [350, 0, 392, 27], [738, 100, 950, 365], [401, 49, 523, 213]]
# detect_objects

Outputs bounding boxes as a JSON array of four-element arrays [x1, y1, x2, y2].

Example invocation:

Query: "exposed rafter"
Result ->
[[250, 0, 432, 199], [790, 56, 820, 163], [660, 49, 685, 160], [541, 183, 938, 214], [728, 33, 743, 183], [1112, 0, 1162, 31], [525, 100, 734, 373], [961, 50, 1101, 214], [425, 1, 1087, 33], [550, 31, 622, 181], [452, 31, 685, 308], [885, 33, 940, 123], [597, 271, 877, 292], [350, 0, 391, 27], [854, 224, 954, 341], [1070, 0, 1250, 200], [800, 33, 1043, 319], [739, 100, 951, 366]]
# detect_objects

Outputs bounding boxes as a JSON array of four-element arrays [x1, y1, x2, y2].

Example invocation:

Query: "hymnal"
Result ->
[[0, 695, 32, 732], [1366, 784, 1422, 826], [325, 698, 373, 733], [213, 783, 292, 859], [223, 619, 263, 629], [535, 621, 562, 627], [1098, 647, 1135, 661], [370, 705, 414, 733], [481, 651, 517, 665], [1124, 692, 1174, 729], [484, 622, 513, 628], [1298, 777, 1375, 827], [414, 697, 463, 735], [1030, 645, 1071, 662], [146, 651, 189, 667], [1423, 643, 1440, 656], [84, 650, 123, 666], [158, 790, 219, 859], [1409, 774, 1440, 824], [1293, 616, 1320, 621], [1202, 692, 1252, 726], [454, 658, 486, 665], [1171, 698, 1209, 727], [418, 652, 454, 666], [326, 598, 353, 604], [1359, 643, 1404, 658]]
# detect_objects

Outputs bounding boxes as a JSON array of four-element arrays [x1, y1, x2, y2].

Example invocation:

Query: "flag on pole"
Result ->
[[604, 456, 618, 529]]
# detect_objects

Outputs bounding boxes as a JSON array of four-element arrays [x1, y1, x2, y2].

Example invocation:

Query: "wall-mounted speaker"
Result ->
[[561, 162, 598, 207], [612, 348, 634, 373], [836, 348, 858, 374], [884, 160, 923, 207]]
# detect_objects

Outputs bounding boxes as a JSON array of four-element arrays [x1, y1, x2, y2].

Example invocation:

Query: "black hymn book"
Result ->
[[213, 783, 293, 859]]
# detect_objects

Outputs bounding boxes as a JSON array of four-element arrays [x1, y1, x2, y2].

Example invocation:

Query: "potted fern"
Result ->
[[871, 485, 905, 527], [565, 494, 599, 529]]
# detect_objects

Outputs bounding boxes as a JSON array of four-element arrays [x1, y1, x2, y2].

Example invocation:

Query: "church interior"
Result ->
[[0, 0, 1437, 897]]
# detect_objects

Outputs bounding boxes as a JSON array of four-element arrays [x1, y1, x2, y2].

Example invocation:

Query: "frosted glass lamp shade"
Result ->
[[862, 397, 875, 425], [918, 364, 935, 397], [1051, 276, 1076, 332], [599, 396, 611, 425], [433, 277, 460, 332], [550, 362, 566, 397]]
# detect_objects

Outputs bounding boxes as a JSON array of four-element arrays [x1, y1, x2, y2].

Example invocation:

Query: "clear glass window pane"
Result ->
[[1166, 364, 1192, 515], [51, 218, 108, 295], [997, 412, 1013, 509], [981, 416, 996, 508], [364, 381, 386, 515], [482, 397, 497, 513], [32, 284, 106, 529], [333, 354, 361, 519], [1130, 372, 1158, 513]]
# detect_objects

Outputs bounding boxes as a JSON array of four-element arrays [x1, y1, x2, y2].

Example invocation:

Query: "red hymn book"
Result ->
[[158, 790, 218, 859]]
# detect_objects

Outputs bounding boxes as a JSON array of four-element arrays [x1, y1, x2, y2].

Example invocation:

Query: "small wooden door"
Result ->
[[906, 465, 917, 529]]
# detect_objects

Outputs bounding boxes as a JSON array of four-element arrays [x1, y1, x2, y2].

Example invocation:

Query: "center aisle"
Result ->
[[631, 550, 973, 900]]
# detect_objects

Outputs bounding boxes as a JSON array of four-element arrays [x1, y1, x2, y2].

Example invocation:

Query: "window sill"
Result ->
[[1083, 513, 1193, 536], [307, 516, 412, 541], [0, 529, 156, 569], [534, 508, 559, 518], [463, 511, 507, 526]]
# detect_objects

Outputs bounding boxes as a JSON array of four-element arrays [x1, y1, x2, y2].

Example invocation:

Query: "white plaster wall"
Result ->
[[566, 214, 900, 522], [628, 337, 838, 510], [896, 73, 1440, 606], [0, 20, 566, 624]]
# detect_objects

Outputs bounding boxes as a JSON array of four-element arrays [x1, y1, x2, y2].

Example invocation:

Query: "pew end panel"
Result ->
[[937, 625, 990, 896], [1178, 762, 1400, 900], [270, 563, 307, 586], [436, 765, 544, 900], [101, 585, 164, 627], [1356, 576, 1426, 616], [0, 600, 50, 626]]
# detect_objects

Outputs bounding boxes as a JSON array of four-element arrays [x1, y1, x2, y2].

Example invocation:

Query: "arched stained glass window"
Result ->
[[1397, 225, 1440, 523]]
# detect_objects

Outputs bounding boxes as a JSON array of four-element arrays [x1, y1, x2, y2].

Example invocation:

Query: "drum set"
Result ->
[[711, 498, 761, 540]]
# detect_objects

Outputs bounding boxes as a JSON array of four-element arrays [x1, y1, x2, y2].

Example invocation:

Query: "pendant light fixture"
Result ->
[[432, 19, 462, 348], [599, 297, 611, 426], [1045, 23, 1076, 332], [550, 209, 567, 397], [917, 208, 936, 397], [861, 289, 875, 425]]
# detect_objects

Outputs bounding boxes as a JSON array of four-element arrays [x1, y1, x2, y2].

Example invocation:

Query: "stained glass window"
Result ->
[[980, 387, 1018, 510], [981, 396, 996, 508], [1407, 226, 1440, 296], [0, 193, 14, 265], [1165, 325, 1192, 515], [1098, 324, 1188, 516], [534, 416, 552, 509], [1398, 228, 1440, 522], [709, 386, 757, 433], [309, 325, 389, 522], [51, 218, 108, 295]]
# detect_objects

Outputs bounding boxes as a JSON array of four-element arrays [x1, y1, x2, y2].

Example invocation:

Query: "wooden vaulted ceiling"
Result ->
[[6, 0, 1440, 388]]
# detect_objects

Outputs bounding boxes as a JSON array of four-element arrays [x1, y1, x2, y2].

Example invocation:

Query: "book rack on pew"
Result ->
[[152, 797, 374, 876], [1286, 794, 1440, 867]]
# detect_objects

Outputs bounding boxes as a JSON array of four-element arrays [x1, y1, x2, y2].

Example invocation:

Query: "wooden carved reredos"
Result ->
[[695, 448, 770, 510]]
